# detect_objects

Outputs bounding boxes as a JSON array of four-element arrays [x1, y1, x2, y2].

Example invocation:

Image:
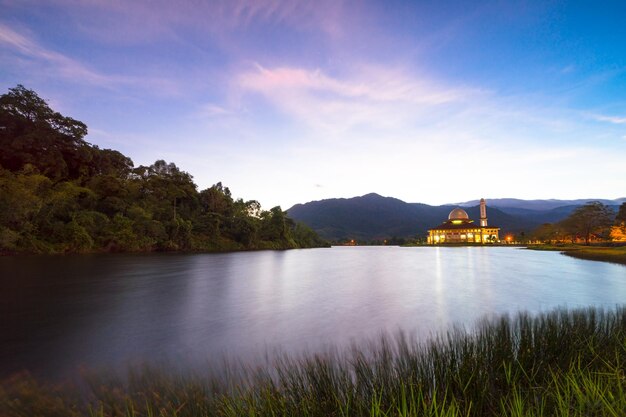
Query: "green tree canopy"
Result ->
[[0, 85, 327, 254]]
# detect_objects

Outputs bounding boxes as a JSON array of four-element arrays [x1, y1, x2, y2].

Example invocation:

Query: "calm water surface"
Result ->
[[1, 246, 625, 378]]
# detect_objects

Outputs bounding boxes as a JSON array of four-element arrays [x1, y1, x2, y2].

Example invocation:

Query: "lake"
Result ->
[[1, 246, 625, 379]]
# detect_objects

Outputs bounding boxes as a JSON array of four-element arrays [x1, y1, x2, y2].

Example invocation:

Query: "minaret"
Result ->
[[480, 198, 488, 227]]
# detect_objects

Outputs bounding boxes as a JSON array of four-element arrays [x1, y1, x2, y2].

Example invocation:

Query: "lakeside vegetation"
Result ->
[[2, 306, 625, 416], [0, 85, 327, 254], [529, 201, 626, 246], [527, 243, 626, 266], [524, 201, 626, 266]]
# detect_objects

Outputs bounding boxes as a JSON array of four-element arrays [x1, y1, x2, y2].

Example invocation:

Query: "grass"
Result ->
[[1, 306, 626, 416], [527, 244, 626, 266]]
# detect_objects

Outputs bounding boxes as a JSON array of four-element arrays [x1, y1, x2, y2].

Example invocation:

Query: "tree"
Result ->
[[610, 202, 626, 242], [616, 202, 626, 225], [0, 85, 91, 180], [0, 85, 326, 254], [259, 206, 293, 244], [199, 182, 233, 216], [532, 223, 557, 243], [91, 148, 133, 178], [559, 201, 615, 245]]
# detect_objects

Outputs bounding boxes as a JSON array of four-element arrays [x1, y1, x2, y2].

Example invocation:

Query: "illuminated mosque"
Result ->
[[427, 198, 500, 244]]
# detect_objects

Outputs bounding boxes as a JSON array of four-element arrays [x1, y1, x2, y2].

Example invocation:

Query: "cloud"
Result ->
[[236, 63, 481, 134], [590, 113, 626, 124], [0, 23, 180, 94], [7, 0, 346, 44], [240, 64, 472, 104], [0, 23, 112, 85], [193, 103, 235, 118]]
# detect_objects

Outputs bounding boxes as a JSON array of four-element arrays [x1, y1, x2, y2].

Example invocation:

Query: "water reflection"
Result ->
[[0, 247, 624, 378]]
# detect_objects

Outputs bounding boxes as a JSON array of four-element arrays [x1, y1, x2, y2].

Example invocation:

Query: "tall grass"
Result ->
[[2, 306, 625, 416]]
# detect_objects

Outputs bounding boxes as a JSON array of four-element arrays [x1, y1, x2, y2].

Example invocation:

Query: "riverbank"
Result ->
[[2, 306, 625, 417], [0, 242, 331, 257], [526, 243, 626, 266]]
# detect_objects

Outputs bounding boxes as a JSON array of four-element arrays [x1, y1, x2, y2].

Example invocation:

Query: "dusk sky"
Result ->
[[2, 0, 626, 209]]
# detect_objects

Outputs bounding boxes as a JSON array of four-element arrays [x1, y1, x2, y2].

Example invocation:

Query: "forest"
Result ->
[[0, 85, 327, 254]]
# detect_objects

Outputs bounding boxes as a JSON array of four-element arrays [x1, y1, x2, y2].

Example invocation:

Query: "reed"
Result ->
[[2, 306, 625, 416]]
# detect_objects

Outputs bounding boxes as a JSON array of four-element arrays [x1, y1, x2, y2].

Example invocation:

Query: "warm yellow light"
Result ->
[[452, 220, 462, 224], [468, 233, 473, 238], [610, 226, 626, 241]]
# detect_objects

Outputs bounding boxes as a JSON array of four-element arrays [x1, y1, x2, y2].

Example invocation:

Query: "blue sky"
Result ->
[[1, 0, 625, 209]]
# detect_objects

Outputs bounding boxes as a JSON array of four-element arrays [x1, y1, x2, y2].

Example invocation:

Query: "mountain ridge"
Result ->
[[287, 194, 623, 241], [451, 197, 626, 211]]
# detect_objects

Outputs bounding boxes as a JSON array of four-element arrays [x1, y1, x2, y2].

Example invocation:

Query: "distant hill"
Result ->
[[287, 193, 558, 241], [454, 198, 626, 211], [287, 194, 624, 241], [287, 193, 422, 241]]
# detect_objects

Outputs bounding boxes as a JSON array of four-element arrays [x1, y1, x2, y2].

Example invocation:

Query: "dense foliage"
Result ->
[[0, 85, 326, 254]]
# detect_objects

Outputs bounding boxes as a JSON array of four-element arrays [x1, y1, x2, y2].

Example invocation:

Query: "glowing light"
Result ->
[[452, 220, 463, 225]]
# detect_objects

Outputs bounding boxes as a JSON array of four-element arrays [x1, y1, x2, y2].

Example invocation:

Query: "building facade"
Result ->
[[427, 198, 500, 244]]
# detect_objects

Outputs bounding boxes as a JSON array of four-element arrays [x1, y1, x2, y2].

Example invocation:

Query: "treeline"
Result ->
[[531, 201, 626, 244], [0, 85, 327, 254]]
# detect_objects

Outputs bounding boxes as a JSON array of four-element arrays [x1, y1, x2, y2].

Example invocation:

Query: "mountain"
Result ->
[[288, 193, 541, 241], [287, 193, 423, 240], [287, 194, 625, 241], [454, 198, 626, 211]]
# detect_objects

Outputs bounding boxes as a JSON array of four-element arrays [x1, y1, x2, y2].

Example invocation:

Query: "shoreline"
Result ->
[[524, 243, 626, 266], [0, 243, 331, 257]]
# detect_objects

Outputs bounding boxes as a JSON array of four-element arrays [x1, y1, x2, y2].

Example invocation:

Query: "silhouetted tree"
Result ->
[[0, 84, 91, 180], [559, 201, 614, 245], [616, 203, 626, 225]]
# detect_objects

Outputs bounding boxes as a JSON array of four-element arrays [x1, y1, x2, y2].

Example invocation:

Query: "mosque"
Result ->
[[427, 198, 500, 244]]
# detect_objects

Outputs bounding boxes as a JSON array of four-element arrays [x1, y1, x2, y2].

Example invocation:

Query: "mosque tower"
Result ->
[[480, 198, 488, 227]]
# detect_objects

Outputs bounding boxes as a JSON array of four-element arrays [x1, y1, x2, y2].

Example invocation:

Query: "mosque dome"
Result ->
[[448, 208, 469, 220]]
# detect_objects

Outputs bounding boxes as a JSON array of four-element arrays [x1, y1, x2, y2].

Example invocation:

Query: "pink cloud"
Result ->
[[234, 63, 480, 133], [239, 64, 475, 105], [591, 114, 626, 125]]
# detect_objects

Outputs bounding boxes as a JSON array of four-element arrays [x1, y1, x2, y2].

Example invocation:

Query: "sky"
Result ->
[[1, 0, 626, 209]]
